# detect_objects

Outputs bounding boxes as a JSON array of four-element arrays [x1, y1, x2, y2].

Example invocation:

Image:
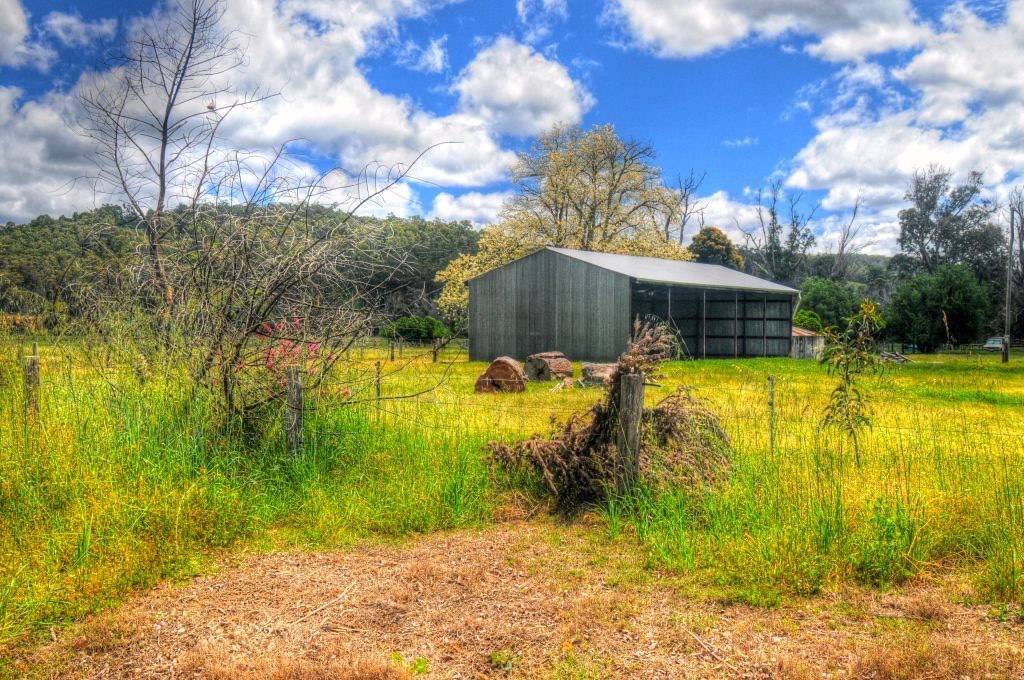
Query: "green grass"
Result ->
[[0, 340, 495, 648], [1, 336, 1023, 652]]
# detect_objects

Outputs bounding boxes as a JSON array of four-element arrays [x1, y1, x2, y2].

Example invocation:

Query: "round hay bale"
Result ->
[[475, 356, 527, 393]]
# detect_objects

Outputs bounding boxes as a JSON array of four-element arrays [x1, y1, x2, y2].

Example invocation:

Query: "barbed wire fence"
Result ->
[[8, 339, 1024, 470]]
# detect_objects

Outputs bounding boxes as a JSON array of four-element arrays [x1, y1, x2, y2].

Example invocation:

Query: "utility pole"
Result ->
[[1005, 206, 1015, 364]]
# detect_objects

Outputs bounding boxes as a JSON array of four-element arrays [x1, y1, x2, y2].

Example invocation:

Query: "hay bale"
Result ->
[[474, 356, 527, 393], [581, 362, 616, 386], [525, 351, 574, 382]]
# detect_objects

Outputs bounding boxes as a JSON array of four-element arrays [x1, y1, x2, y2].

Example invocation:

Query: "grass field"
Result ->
[[1, 337, 1022, 659]]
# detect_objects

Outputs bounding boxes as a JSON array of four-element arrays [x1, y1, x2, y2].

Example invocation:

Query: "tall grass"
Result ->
[[615, 359, 1024, 606], [0, 339, 494, 647], [1, 337, 1022, 648]]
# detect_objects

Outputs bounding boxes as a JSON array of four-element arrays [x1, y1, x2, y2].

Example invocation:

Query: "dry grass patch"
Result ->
[[11, 519, 1024, 679]]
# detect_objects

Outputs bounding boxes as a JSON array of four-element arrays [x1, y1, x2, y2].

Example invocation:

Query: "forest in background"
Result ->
[[2, 185, 1019, 353]]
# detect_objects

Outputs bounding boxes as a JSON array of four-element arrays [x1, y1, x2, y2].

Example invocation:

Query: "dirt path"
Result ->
[[15, 518, 1024, 679]]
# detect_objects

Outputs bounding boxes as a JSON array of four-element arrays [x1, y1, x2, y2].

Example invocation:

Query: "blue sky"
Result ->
[[1, 0, 1022, 255]]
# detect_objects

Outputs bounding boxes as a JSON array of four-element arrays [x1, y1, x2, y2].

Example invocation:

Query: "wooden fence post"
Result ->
[[768, 374, 776, 457], [615, 372, 644, 496], [24, 347, 40, 417], [285, 366, 303, 457], [389, 340, 395, 361], [374, 360, 382, 403], [431, 338, 439, 363]]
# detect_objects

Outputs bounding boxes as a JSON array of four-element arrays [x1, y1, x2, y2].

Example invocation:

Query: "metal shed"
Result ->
[[468, 247, 799, 362]]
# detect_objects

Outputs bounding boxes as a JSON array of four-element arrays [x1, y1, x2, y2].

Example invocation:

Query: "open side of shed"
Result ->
[[631, 283, 794, 358]]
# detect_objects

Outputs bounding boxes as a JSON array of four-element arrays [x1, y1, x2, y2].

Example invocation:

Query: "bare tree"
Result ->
[[78, 0, 271, 335], [72, 0, 435, 419], [660, 170, 707, 244], [741, 179, 817, 286], [830, 194, 870, 281], [1009, 186, 1024, 337]]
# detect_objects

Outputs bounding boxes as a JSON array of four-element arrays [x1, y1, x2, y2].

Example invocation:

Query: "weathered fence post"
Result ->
[[64, 354, 73, 390], [389, 340, 395, 361], [615, 372, 644, 496], [374, 360, 382, 403], [285, 366, 303, 457], [398, 338, 404, 358], [431, 338, 440, 363], [24, 345, 40, 417], [768, 374, 776, 457]]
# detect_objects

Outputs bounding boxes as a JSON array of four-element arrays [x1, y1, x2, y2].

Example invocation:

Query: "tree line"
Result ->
[[0, 207, 478, 325], [3, 138, 1019, 354]]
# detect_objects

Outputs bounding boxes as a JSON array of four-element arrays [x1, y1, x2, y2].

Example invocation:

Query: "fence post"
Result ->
[[374, 360, 382, 403], [768, 374, 776, 457], [432, 338, 440, 363], [64, 354, 73, 390], [389, 340, 395, 362], [24, 346, 40, 417], [615, 372, 644, 496], [285, 366, 303, 457]]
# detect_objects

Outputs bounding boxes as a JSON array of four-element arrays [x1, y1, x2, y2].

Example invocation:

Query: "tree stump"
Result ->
[[581, 362, 617, 386], [474, 356, 528, 393], [524, 351, 573, 382]]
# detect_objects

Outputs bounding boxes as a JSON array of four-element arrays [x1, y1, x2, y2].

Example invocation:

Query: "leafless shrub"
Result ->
[[71, 0, 436, 422]]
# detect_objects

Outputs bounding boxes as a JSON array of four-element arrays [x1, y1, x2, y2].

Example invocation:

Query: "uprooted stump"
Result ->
[[489, 319, 731, 514], [581, 362, 616, 386], [475, 356, 528, 393], [525, 351, 574, 382]]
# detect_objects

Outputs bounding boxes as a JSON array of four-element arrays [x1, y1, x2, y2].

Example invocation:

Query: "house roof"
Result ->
[[545, 247, 799, 294]]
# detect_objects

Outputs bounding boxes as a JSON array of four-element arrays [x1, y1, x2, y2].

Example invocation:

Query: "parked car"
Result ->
[[983, 337, 1004, 351]]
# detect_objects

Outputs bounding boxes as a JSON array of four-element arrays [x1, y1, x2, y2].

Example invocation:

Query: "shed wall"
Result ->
[[469, 249, 630, 361]]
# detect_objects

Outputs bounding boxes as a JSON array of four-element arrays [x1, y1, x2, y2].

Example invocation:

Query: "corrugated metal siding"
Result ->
[[469, 249, 629, 361], [469, 250, 793, 362], [554, 254, 630, 361]]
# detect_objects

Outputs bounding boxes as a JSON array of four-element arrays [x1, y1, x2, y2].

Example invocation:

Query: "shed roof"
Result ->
[[545, 247, 798, 294]]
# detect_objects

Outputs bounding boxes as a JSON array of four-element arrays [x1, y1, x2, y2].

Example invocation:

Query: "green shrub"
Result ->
[[850, 497, 927, 587], [380, 315, 450, 341], [793, 309, 824, 333]]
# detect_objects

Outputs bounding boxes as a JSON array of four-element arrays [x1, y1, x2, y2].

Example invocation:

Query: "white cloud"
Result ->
[[42, 12, 117, 47], [430, 190, 512, 225], [0, 0, 563, 222], [723, 136, 758, 148], [785, 1, 1024, 253], [895, 4, 1024, 126], [516, 0, 568, 43], [0, 0, 54, 69], [452, 36, 593, 136], [0, 87, 101, 221], [604, 0, 925, 61], [0, 0, 30, 64], [397, 35, 448, 73], [694, 190, 762, 245]]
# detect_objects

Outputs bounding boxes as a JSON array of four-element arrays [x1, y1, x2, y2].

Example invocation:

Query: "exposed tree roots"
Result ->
[[489, 320, 732, 514]]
